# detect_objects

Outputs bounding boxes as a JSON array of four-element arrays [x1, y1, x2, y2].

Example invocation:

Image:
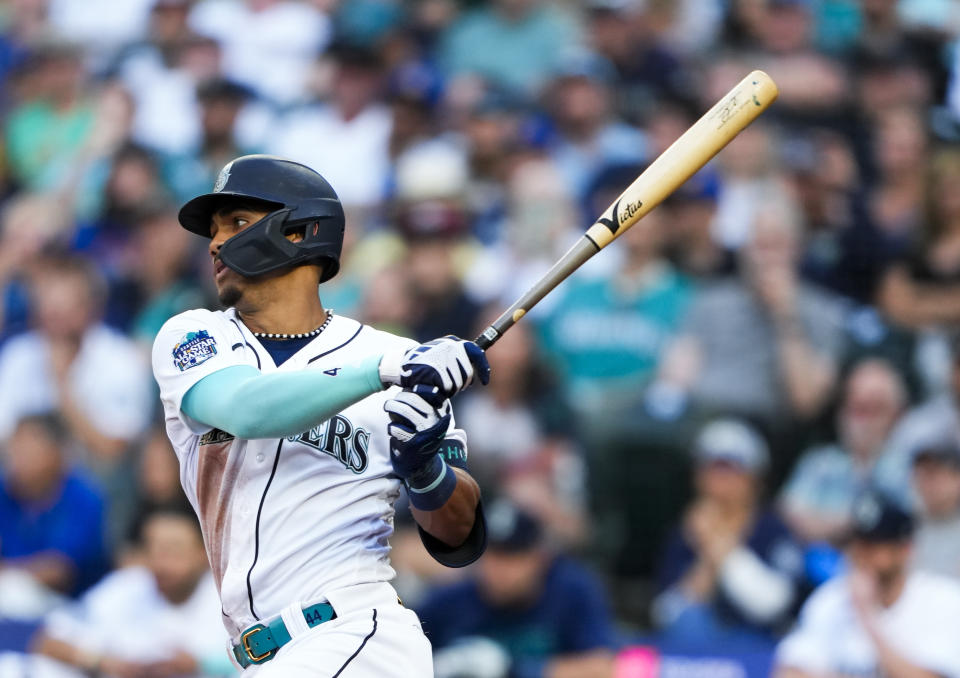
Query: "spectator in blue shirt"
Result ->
[[652, 419, 805, 651], [0, 413, 107, 597], [417, 500, 616, 678]]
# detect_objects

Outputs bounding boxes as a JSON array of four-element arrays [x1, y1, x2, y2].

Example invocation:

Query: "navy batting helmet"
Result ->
[[178, 155, 345, 282]]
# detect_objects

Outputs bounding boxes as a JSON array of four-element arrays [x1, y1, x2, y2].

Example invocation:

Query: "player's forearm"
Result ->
[[411, 468, 480, 547], [182, 358, 385, 439]]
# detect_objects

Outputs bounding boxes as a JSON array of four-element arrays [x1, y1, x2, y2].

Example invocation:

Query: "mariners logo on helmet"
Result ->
[[214, 162, 233, 192]]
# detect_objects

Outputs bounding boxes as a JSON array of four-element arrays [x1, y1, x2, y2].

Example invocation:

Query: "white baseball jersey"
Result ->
[[776, 571, 960, 677], [152, 308, 462, 640]]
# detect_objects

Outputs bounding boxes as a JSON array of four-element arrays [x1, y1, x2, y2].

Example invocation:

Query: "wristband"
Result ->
[[405, 457, 457, 511]]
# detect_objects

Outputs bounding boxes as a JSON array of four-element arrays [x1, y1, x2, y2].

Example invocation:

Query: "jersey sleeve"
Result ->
[[152, 310, 246, 436]]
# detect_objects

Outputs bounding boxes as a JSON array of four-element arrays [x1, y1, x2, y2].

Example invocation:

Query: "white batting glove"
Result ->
[[379, 336, 490, 406]]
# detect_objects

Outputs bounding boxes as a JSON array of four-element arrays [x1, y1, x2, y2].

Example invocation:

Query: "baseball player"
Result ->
[[151, 155, 490, 676]]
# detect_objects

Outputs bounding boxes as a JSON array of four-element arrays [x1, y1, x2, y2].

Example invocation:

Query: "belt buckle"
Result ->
[[241, 624, 275, 664]]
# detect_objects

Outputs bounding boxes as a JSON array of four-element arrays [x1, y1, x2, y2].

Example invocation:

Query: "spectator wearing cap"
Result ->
[[0, 413, 107, 600], [652, 419, 805, 649], [417, 500, 616, 678], [392, 143, 483, 342], [660, 167, 736, 280], [775, 491, 960, 678], [909, 432, 960, 580], [544, 50, 646, 200], [583, 0, 690, 125], [780, 359, 910, 546]]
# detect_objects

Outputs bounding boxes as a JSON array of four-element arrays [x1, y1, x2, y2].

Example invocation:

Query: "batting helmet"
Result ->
[[178, 155, 345, 282]]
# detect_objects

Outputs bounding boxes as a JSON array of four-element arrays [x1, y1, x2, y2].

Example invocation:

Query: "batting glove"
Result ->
[[383, 390, 457, 511], [379, 336, 490, 406]]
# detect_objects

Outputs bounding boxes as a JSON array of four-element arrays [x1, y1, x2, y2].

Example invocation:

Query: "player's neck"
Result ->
[[236, 271, 328, 336], [238, 299, 328, 337]]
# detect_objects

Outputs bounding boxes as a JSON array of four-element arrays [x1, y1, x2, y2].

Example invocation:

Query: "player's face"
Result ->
[[209, 206, 270, 306]]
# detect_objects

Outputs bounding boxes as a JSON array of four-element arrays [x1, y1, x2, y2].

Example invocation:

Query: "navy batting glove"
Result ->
[[383, 391, 457, 511], [380, 336, 490, 407]]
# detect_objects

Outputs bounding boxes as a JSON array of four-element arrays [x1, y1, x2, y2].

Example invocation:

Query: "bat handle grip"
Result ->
[[474, 326, 500, 351]]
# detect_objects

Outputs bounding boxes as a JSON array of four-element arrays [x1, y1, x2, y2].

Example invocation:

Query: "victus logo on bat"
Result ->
[[598, 197, 644, 234]]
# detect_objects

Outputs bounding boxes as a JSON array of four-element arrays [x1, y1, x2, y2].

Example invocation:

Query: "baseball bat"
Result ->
[[474, 70, 778, 351]]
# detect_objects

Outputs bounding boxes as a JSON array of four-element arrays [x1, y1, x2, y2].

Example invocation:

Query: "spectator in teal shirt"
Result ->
[[440, 0, 581, 95], [5, 44, 96, 192], [536, 170, 693, 420]]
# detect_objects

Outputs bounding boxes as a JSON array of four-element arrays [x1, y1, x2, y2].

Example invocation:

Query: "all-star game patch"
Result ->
[[173, 330, 218, 371]]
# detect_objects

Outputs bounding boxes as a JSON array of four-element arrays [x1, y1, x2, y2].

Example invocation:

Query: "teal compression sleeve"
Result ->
[[181, 357, 384, 439]]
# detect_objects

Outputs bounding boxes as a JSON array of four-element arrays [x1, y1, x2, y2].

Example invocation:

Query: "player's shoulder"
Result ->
[[157, 308, 229, 334], [353, 320, 419, 352], [154, 308, 230, 349]]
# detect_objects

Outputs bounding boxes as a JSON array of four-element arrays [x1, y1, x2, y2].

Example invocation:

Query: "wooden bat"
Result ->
[[474, 70, 779, 351]]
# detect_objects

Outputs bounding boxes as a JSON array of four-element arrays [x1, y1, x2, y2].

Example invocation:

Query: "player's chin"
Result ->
[[218, 282, 243, 308]]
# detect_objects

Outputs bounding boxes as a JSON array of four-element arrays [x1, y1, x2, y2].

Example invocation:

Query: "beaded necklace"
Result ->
[[252, 310, 333, 340]]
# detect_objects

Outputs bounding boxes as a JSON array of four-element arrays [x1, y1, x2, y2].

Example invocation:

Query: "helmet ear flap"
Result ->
[[219, 209, 299, 277], [219, 205, 345, 278]]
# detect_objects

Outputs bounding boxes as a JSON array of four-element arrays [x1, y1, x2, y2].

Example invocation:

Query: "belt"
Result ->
[[232, 602, 337, 668]]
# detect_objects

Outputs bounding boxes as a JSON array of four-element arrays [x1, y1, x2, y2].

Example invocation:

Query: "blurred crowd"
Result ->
[[4, 0, 960, 676]]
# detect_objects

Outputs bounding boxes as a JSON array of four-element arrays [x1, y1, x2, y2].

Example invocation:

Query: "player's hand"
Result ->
[[380, 336, 490, 406], [383, 390, 451, 483]]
